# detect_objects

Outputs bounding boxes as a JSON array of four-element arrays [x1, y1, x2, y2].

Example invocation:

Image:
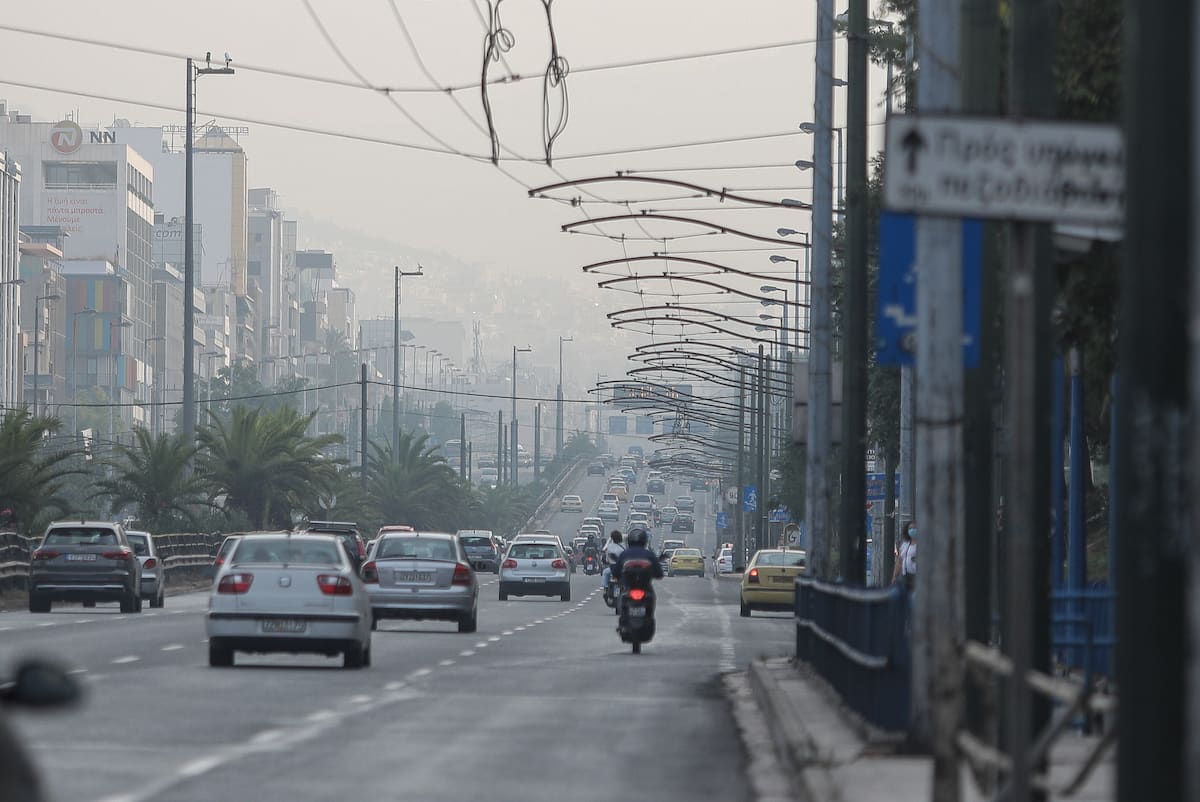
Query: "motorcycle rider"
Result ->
[[600, 530, 625, 597], [612, 526, 663, 616], [582, 533, 600, 571]]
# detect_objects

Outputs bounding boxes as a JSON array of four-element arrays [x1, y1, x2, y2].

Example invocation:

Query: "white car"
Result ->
[[560, 494, 583, 513], [627, 511, 651, 530], [716, 548, 735, 574], [597, 501, 620, 521], [207, 533, 373, 668]]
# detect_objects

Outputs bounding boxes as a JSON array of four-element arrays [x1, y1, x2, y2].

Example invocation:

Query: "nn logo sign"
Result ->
[[50, 120, 83, 154]]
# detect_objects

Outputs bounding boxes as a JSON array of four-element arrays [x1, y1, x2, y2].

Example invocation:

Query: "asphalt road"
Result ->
[[1, 473, 789, 802]]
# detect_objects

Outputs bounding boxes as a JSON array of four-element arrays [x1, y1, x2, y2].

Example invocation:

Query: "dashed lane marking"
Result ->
[[459, 650, 475, 657], [111, 655, 140, 665], [438, 659, 455, 667], [161, 644, 184, 652]]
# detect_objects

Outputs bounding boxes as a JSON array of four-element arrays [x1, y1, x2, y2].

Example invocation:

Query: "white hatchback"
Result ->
[[716, 548, 735, 574]]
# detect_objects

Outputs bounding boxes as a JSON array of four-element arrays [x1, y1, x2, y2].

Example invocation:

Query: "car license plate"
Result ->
[[771, 576, 792, 583], [396, 571, 432, 583], [65, 553, 97, 561], [523, 577, 546, 583], [261, 618, 307, 633], [628, 607, 647, 617]]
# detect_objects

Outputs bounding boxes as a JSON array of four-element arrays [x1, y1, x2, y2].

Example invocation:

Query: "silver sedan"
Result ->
[[206, 533, 372, 669], [125, 531, 165, 608], [498, 539, 571, 602], [362, 532, 479, 633]]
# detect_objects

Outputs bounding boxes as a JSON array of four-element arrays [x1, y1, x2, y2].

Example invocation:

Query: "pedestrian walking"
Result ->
[[893, 520, 917, 591]]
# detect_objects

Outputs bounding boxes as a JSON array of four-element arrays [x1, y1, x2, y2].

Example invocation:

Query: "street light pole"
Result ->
[[557, 335, 572, 458], [184, 54, 235, 445], [393, 264, 423, 462], [512, 345, 532, 487], [33, 291, 60, 418]]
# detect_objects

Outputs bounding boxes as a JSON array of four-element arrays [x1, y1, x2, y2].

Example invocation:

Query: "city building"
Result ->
[[0, 151, 19, 410], [151, 264, 186, 434], [248, 189, 284, 383], [0, 110, 155, 420], [18, 234, 66, 415]]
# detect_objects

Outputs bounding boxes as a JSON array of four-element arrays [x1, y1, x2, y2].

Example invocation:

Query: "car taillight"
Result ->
[[502, 559, 517, 569], [218, 573, 254, 594], [32, 548, 60, 560], [357, 542, 365, 558], [748, 568, 760, 584], [102, 548, 133, 561], [551, 559, 567, 569], [361, 561, 378, 583], [143, 558, 157, 570], [214, 556, 226, 568], [629, 588, 647, 601], [452, 564, 472, 586], [317, 574, 354, 596]]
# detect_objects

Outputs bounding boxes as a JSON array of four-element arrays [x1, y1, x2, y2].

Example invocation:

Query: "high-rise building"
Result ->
[[19, 235, 67, 415], [0, 110, 155, 419], [0, 151, 20, 411], [248, 188, 283, 383]]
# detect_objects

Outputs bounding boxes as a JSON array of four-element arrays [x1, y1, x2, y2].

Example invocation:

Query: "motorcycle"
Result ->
[[0, 659, 83, 802], [582, 553, 600, 575], [616, 558, 657, 654]]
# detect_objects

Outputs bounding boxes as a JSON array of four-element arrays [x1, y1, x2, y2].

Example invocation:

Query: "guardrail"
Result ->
[[794, 577, 912, 732], [520, 458, 586, 533], [0, 530, 227, 594]]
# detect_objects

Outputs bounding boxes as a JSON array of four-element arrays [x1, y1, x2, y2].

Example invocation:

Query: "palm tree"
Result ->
[[198, 406, 343, 529], [0, 409, 81, 535], [91, 427, 207, 533], [468, 484, 539, 539], [362, 434, 467, 531]]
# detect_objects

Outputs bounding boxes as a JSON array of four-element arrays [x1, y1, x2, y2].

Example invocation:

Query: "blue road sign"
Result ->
[[876, 211, 983, 367], [866, 473, 901, 503], [768, 506, 791, 523], [715, 512, 729, 530], [742, 485, 758, 512]]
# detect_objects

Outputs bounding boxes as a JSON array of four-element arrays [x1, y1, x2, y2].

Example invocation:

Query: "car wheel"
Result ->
[[119, 593, 137, 614], [739, 599, 751, 618], [458, 609, 478, 634], [28, 592, 50, 613], [370, 613, 379, 631], [632, 640, 642, 654], [208, 640, 234, 667], [362, 644, 372, 667], [499, 590, 508, 601], [561, 587, 571, 602], [156, 590, 165, 608], [343, 644, 367, 669]]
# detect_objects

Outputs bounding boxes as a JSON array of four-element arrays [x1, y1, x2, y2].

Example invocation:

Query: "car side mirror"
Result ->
[[1, 659, 82, 709]]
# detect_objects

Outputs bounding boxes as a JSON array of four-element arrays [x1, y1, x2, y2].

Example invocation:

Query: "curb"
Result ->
[[747, 659, 836, 802]]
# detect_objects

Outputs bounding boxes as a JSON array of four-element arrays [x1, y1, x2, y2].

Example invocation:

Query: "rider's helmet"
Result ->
[[626, 527, 650, 548], [609, 530, 623, 544]]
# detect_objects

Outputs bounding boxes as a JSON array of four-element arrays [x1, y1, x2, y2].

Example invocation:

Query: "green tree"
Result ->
[[91, 427, 208, 533], [0, 409, 82, 536], [467, 484, 539, 539], [362, 435, 468, 531], [197, 406, 343, 529]]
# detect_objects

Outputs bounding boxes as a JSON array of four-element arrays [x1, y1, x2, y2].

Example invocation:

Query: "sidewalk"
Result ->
[[741, 657, 1114, 802]]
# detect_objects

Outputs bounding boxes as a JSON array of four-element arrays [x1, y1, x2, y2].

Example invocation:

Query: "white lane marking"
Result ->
[[0, 626, 11, 632], [515, 626, 526, 631], [474, 642, 488, 648], [67, 667, 87, 675], [37, 622, 56, 628], [178, 754, 226, 777], [161, 644, 184, 652], [459, 650, 475, 657], [171, 610, 188, 615], [384, 681, 405, 691], [143, 613, 158, 618], [408, 667, 432, 679], [112, 655, 140, 664], [488, 636, 501, 642], [249, 729, 284, 745], [74, 619, 94, 624], [348, 695, 371, 705], [438, 659, 455, 667], [501, 630, 514, 636], [306, 710, 336, 722]]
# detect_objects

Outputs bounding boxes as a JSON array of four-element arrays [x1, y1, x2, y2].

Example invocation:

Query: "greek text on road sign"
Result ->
[[883, 115, 1124, 226]]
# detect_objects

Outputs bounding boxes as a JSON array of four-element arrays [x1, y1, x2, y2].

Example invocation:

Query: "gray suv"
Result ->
[[28, 521, 142, 613]]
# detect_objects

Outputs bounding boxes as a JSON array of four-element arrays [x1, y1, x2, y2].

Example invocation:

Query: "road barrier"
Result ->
[[793, 577, 912, 732], [520, 458, 586, 533], [0, 530, 226, 595]]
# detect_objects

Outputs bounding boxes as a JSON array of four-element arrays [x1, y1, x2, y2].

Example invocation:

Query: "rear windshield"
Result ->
[[44, 528, 119, 546], [126, 533, 150, 555], [233, 538, 342, 565], [509, 543, 559, 560], [460, 537, 495, 550], [379, 537, 456, 561], [674, 549, 701, 557], [758, 552, 807, 567]]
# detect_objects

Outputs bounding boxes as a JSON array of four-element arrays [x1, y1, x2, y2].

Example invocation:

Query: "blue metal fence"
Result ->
[[794, 578, 912, 731], [1051, 586, 1116, 679]]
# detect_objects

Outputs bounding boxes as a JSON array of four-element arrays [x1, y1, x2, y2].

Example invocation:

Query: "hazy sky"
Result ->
[[2, 0, 890, 360]]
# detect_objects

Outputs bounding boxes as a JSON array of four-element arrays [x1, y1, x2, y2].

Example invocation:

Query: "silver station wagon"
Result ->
[[361, 532, 479, 633]]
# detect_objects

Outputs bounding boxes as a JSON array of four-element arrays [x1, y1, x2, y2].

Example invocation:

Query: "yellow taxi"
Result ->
[[739, 548, 807, 617], [667, 548, 705, 577], [607, 481, 629, 502]]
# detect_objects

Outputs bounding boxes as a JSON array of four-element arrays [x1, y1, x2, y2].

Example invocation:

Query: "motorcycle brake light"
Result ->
[[628, 588, 646, 601]]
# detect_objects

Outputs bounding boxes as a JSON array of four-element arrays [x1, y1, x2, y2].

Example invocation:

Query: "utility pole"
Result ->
[[1004, 2, 1056, 801], [359, 363, 367, 491], [534, 404, 542, 481], [913, 4, 964, 802], [459, 413, 467, 480], [735, 365, 746, 568], [393, 265, 423, 462], [806, 0, 835, 580], [960, 0, 1002, 742], [839, 0, 869, 584], [1125, 1, 1189, 800], [183, 54, 234, 445], [511, 420, 519, 488], [557, 335, 572, 458], [496, 411, 503, 486], [757, 345, 768, 552]]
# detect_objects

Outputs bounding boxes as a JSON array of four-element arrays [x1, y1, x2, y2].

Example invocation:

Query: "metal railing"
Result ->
[[794, 577, 912, 731], [0, 530, 226, 593]]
